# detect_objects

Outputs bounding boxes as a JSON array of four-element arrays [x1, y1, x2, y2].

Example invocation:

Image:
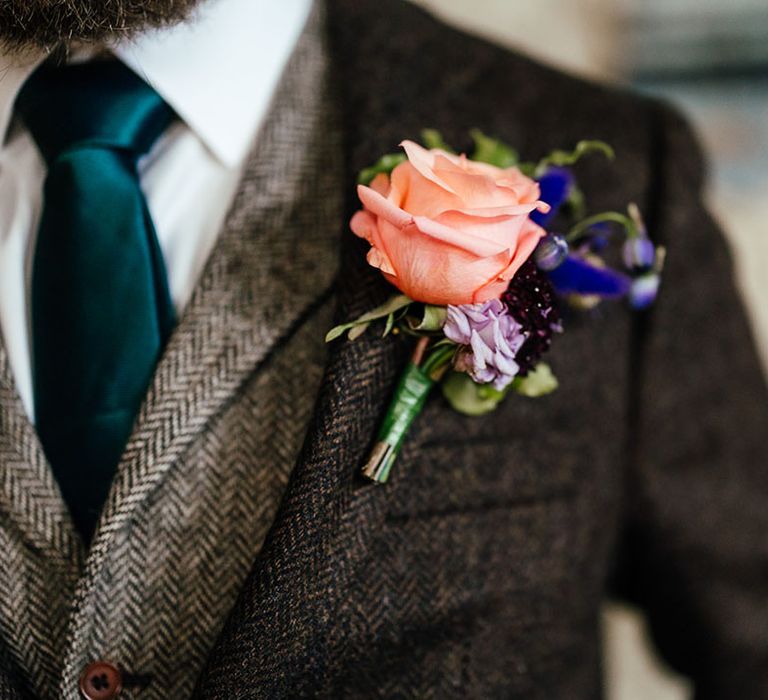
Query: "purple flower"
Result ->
[[623, 236, 656, 270], [530, 167, 574, 226], [628, 272, 661, 309], [547, 255, 632, 298], [444, 299, 526, 390]]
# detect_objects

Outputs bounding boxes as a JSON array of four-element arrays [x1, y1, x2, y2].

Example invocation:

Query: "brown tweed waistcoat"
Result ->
[[3, 1, 768, 698]]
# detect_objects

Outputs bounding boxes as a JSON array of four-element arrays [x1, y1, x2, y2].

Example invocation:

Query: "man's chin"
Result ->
[[0, 0, 204, 53]]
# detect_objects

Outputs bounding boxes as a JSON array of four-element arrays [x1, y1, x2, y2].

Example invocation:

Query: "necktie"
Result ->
[[15, 60, 177, 542]]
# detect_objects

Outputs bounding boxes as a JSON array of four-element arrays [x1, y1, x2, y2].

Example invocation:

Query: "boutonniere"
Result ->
[[327, 130, 664, 483]]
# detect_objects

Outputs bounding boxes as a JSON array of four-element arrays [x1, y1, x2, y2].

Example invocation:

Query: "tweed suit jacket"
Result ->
[[3, 0, 768, 698]]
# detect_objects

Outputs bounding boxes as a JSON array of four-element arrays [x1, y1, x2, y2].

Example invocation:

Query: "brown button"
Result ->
[[79, 661, 123, 700]]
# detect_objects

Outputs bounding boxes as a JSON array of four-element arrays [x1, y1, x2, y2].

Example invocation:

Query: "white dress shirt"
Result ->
[[0, 0, 313, 421]]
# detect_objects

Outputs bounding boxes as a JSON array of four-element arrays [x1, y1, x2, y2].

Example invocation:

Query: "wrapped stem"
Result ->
[[361, 340, 436, 484]]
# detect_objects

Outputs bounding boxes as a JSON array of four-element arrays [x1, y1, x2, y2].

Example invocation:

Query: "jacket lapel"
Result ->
[[193, 0, 526, 693], [193, 0, 491, 693], [194, 230, 409, 698]]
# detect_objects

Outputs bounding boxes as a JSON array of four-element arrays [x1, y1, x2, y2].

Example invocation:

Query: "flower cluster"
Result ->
[[327, 130, 663, 482], [441, 260, 562, 390]]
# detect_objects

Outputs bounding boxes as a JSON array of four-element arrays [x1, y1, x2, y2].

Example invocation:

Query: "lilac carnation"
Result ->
[[444, 299, 527, 390]]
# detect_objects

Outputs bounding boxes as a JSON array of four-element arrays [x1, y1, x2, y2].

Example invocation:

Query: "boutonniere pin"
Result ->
[[327, 130, 664, 483]]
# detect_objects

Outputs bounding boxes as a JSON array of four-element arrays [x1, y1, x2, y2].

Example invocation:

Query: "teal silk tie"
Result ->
[[16, 61, 177, 542]]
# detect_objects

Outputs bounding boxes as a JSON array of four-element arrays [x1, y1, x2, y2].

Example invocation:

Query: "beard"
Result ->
[[0, 0, 205, 53]]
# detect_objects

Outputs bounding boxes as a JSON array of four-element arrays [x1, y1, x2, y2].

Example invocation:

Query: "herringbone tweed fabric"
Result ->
[[0, 343, 83, 699], [3, 0, 768, 698], [191, 1, 768, 698], [0, 3, 341, 698]]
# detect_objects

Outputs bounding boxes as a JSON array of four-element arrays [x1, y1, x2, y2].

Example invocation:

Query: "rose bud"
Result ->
[[351, 140, 549, 306]]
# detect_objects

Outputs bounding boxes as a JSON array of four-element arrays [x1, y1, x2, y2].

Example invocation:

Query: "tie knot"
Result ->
[[15, 59, 175, 164]]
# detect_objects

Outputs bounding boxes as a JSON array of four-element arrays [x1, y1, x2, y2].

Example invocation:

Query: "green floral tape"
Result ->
[[361, 362, 435, 483]]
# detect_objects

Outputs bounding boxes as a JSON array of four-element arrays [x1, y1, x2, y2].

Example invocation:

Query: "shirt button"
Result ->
[[79, 661, 123, 700]]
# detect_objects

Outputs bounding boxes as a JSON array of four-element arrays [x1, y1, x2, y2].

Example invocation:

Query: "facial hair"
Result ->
[[0, 0, 205, 53]]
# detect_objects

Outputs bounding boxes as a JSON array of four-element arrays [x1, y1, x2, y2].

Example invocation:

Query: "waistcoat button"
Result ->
[[79, 661, 123, 700]]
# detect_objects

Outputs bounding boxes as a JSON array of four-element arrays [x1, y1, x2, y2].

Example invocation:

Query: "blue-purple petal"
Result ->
[[530, 167, 573, 226], [547, 255, 632, 298], [629, 273, 661, 309], [623, 237, 656, 270]]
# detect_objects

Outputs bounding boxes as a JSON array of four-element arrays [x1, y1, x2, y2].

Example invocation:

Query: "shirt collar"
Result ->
[[0, 0, 313, 168]]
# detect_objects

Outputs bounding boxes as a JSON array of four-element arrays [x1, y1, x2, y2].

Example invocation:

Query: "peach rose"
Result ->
[[350, 140, 549, 306]]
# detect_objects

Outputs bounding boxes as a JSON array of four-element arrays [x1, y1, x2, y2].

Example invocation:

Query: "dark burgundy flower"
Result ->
[[501, 259, 561, 374]]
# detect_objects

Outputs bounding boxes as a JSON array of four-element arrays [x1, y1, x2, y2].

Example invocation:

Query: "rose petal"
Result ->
[[350, 209, 378, 244], [357, 184, 412, 228], [433, 162, 515, 209], [430, 210, 534, 252], [390, 161, 465, 218], [400, 140, 458, 193], [453, 202, 543, 218], [351, 209, 396, 276], [412, 215, 510, 258], [369, 172, 391, 197], [378, 220, 513, 305], [366, 247, 396, 276]]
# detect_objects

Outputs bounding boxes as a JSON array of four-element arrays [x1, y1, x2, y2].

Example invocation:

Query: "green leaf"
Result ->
[[534, 140, 615, 177], [513, 363, 559, 397], [420, 128, 455, 152], [382, 312, 396, 337], [517, 161, 537, 178], [325, 294, 412, 342], [407, 304, 448, 332], [347, 323, 369, 341], [441, 371, 509, 416], [358, 153, 407, 185], [470, 129, 519, 168]]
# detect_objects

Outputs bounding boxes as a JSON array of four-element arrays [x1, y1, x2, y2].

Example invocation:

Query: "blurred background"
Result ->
[[409, 1, 768, 698]]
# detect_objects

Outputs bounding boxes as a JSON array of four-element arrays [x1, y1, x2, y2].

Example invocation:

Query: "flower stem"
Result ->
[[422, 343, 456, 380], [361, 335, 454, 484], [566, 211, 639, 243], [412, 335, 430, 366], [361, 359, 435, 484]]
